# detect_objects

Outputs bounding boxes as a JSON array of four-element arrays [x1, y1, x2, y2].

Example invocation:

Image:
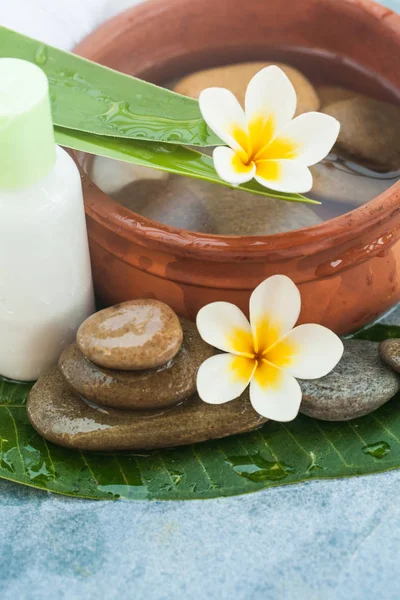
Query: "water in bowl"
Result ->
[[87, 48, 400, 236]]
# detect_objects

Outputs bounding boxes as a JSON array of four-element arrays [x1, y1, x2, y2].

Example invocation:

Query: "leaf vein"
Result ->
[[6, 407, 26, 476], [113, 455, 129, 486], [314, 421, 353, 468]]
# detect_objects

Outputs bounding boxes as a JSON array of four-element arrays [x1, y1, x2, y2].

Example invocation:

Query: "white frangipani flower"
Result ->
[[196, 275, 344, 422], [199, 65, 340, 193]]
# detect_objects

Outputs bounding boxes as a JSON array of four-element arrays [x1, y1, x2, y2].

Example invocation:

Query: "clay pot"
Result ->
[[74, 0, 400, 335]]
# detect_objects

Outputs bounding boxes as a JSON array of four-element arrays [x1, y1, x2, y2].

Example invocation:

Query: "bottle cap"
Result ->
[[0, 58, 56, 189]]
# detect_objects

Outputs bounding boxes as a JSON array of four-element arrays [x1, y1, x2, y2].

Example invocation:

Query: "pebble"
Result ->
[[299, 340, 400, 421], [379, 338, 400, 373], [174, 62, 320, 116], [316, 85, 361, 108], [310, 160, 395, 208], [77, 299, 183, 371], [59, 318, 214, 410], [114, 175, 321, 235], [322, 97, 400, 172], [27, 367, 267, 451]]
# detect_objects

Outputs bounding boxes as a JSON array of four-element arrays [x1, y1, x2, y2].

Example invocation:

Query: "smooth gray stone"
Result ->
[[300, 339, 400, 421], [114, 175, 321, 236]]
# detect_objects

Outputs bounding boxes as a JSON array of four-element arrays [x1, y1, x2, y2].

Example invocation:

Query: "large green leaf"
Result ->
[[57, 128, 317, 204], [0, 27, 313, 204], [1, 321, 400, 500], [0, 26, 219, 146]]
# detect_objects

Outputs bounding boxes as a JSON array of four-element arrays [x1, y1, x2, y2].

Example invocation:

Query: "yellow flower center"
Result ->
[[230, 115, 299, 181], [228, 320, 298, 390]]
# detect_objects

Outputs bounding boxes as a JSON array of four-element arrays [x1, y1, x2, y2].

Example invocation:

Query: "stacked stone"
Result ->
[[59, 299, 213, 411], [27, 299, 267, 451]]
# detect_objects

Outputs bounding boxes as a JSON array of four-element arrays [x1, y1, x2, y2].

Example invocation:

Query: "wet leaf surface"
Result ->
[[1, 323, 400, 500]]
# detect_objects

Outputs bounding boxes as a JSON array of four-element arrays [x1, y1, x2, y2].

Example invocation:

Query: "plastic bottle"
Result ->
[[0, 58, 95, 381]]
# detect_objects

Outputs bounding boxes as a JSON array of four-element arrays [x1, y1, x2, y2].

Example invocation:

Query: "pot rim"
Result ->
[[76, 0, 400, 261]]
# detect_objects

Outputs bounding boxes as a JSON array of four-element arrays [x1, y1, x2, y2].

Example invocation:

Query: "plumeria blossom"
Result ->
[[196, 275, 343, 422], [198, 65, 340, 193]]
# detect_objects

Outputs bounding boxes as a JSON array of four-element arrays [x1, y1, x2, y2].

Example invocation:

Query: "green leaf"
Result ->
[[0, 26, 219, 146], [1, 322, 400, 500], [0, 27, 315, 205], [57, 127, 318, 204]]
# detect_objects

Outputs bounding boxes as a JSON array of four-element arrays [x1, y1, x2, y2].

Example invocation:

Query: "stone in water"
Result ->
[[174, 61, 320, 116], [322, 97, 400, 172], [114, 175, 321, 235]]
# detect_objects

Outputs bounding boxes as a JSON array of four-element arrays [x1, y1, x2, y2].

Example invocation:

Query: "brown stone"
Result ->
[[322, 97, 400, 172], [317, 85, 361, 108], [174, 62, 320, 116], [310, 161, 395, 208], [27, 367, 267, 451], [379, 338, 400, 373], [77, 299, 183, 370], [59, 318, 214, 410], [114, 175, 321, 235]]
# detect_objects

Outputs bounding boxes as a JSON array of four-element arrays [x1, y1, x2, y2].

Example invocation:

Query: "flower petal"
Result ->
[[271, 323, 344, 379], [212, 146, 256, 185], [245, 66, 297, 137], [199, 87, 248, 153], [249, 275, 301, 355], [196, 301, 254, 356], [254, 159, 313, 193], [250, 361, 302, 421], [263, 112, 340, 166], [197, 353, 256, 404]]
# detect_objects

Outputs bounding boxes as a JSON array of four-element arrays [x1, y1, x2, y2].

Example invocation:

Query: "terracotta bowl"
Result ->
[[74, 0, 400, 335]]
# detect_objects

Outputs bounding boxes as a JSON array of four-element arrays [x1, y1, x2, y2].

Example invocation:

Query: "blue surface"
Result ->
[[2, 0, 400, 598], [2, 472, 400, 600]]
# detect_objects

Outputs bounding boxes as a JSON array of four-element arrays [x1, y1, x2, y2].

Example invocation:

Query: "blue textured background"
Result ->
[[1, 1, 400, 598]]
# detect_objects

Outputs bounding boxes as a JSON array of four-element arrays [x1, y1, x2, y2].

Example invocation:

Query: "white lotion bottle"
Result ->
[[0, 58, 95, 381]]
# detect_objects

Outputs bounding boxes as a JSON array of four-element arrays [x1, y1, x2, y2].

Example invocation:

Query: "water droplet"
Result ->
[[160, 483, 173, 492], [35, 44, 47, 66], [307, 451, 324, 473], [164, 132, 182, 142], [362, 441, 391, 459], [209, 483, 221, 490], [226, 452, 295, 482], [170, 470, 184, 486]]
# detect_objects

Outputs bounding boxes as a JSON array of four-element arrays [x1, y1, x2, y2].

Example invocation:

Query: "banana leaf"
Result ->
[[0, 320, 399, 500], [0, 26, 314, 204], [0, 26, 218, 146]]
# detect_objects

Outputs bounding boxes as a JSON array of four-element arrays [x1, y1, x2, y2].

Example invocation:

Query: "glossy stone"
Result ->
[[299, 340, 400, 421], [379, 338, 400, 373], [59, 318, 214, 410], [27, 367, 266, 451], [114, 175, 321, 235], [173, 61, 320, 115], [77, 299, 183, 370], [323, 97, 400, 172]]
